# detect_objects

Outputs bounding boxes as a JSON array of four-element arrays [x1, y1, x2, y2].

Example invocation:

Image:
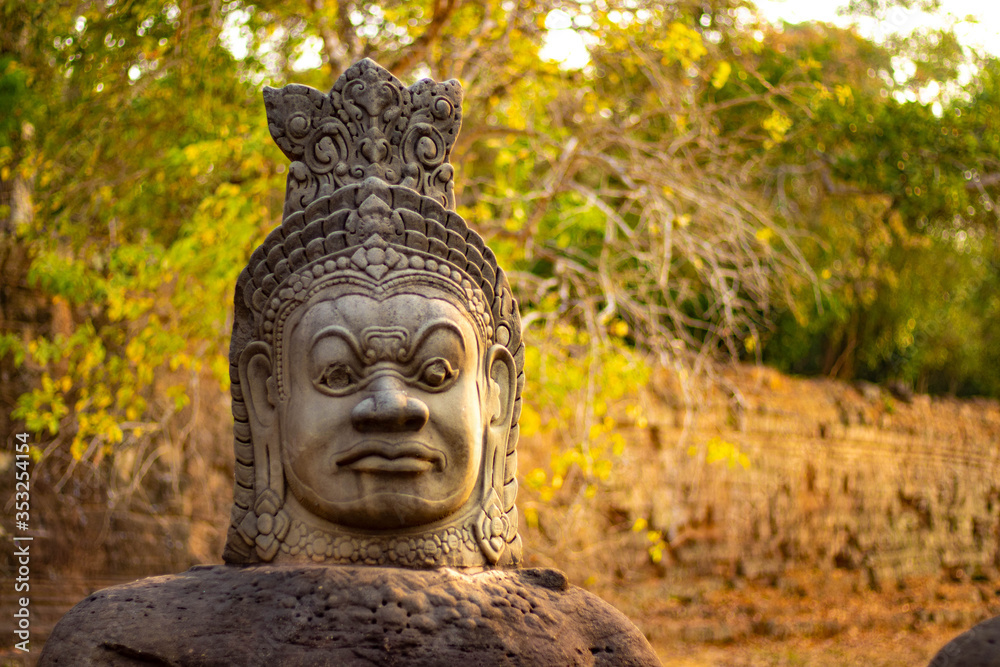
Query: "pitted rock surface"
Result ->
[[928, 615, 1000, 666], [39, 564, 661, 666]]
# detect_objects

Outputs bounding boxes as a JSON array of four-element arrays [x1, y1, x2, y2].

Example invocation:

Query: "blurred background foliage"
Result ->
[[0, 0, 997, 528]]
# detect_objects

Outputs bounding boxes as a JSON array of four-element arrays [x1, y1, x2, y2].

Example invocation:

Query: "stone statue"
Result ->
[[927, 616, 1000, 666], [39, 59, 661, 666], [224, 59, 521, 569]]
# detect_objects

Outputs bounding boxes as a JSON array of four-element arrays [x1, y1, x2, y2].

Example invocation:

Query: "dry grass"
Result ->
[[611, 568, 998, 666]]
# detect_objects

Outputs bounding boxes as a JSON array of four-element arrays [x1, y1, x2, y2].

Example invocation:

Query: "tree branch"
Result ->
[[387, 0, 460, 75]]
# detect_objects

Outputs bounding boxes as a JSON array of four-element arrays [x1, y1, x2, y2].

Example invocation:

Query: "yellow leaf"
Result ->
[[835, 84, 853, 106], [519, 403, 542, 437], [762, 110, 792, 143], [711, 61, 732, 89], [525, 468, 547, 489], [70, 435, 87, 460]]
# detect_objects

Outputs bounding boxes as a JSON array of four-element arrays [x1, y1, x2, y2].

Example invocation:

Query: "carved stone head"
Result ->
[[223, 59, 524, 568]]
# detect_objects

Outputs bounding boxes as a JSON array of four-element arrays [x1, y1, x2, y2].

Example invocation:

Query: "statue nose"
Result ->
[[351, 376, 429, 432]]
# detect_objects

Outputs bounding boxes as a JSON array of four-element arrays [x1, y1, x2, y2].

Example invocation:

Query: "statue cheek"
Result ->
[[441, 387, 485, 455], [280, 399, 323, 455], [287, 379, 350, 425]]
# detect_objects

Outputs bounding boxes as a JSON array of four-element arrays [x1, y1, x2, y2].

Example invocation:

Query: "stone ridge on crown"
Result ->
[[263, 57, 464, 214]]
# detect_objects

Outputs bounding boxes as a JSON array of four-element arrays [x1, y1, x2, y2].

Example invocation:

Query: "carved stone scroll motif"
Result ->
[[264, 58, 463, 216]]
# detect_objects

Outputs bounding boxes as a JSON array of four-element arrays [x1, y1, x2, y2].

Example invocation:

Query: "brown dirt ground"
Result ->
[[595, 567, 1000, 666]]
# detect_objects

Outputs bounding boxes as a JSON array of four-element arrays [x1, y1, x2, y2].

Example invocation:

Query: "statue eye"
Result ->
[[315, 362, 357, 393], [418, 358, 456, 389]]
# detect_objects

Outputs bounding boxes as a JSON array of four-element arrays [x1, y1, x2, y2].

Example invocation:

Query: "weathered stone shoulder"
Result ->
[[39, 564, 661, 666]]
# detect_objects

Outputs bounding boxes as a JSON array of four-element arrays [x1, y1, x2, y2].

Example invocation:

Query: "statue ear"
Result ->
[[239, 341, 277, 429], [486, 344, 516, 430]]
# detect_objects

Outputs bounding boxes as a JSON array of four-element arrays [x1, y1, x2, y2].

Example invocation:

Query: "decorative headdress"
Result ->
[[223, 59, 524, 568]]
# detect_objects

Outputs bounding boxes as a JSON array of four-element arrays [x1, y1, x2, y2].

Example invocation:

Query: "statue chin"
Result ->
[[284, 472, 479, 531]]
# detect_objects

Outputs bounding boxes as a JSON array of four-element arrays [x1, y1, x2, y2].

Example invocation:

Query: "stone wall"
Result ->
[[609, 365, 1000, 587]]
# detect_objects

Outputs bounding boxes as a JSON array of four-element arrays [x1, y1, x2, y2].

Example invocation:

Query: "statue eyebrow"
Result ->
[[309, 320, 463, 366], [406, 319, 465, 359], [309, 325, 364, 361]]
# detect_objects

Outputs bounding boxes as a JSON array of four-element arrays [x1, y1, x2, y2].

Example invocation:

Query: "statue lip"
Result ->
[[334, 440, 445, 474]]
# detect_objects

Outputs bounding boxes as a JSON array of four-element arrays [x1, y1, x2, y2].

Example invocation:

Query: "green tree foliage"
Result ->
[[2, 1, 281, 475], [746, 20, 1000, 394]]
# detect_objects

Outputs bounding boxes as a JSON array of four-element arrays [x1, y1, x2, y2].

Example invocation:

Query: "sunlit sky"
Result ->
[[541, 0, 1000, 69], [756, 0, 1000, 55], [238, 1, 1000, 76]]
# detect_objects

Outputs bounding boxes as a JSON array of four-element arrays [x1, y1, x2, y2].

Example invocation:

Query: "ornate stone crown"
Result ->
[[224, 59, 524, 569], [265, 57, 463, 216]]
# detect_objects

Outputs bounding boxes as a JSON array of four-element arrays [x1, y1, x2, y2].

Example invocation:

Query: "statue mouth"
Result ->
[[333, 440, 445, 474]]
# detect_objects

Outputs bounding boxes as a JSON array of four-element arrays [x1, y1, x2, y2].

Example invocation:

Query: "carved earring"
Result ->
[[474, 488, 509, 564], [252, 384, 289, 562], [250, 487, 290, 561], [237, 343, 290, 562], [235, 424, 291, 562]]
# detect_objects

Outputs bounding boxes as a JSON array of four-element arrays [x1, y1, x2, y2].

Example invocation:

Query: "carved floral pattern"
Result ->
[[474, 489, 514, 564], [280, 519, 480, 568], [234, 488, 292, 562]]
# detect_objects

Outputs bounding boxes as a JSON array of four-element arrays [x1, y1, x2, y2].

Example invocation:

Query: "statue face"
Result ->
[[277, 286, 488, 530]]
